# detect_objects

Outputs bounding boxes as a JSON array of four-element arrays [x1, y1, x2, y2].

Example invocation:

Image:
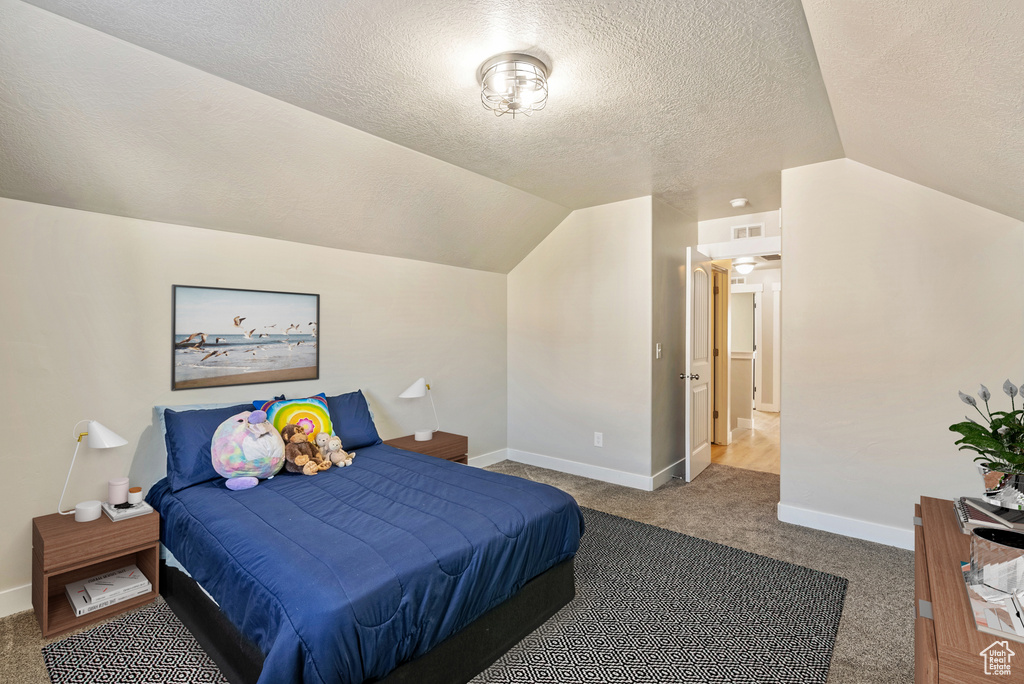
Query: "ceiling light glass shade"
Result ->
[[399, 377, 428, 399], [479, 53, 548, 118], [730, 198, 749, 209], [734, 261, 757, 275]]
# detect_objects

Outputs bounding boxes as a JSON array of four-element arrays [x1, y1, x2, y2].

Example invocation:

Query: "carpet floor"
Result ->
[[0, 462, 913, 683]]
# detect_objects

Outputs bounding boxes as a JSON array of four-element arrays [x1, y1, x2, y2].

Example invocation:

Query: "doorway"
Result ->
[[709, 263, 781, 474]]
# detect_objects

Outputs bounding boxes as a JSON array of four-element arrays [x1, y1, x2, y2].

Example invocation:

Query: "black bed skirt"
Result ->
[[159, 558, 575, 684]]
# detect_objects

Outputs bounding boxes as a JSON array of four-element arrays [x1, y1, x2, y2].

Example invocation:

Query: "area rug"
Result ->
[[43, 508, 847, 684], [473, 508, 848, 684], [42, 600, 227, 683]]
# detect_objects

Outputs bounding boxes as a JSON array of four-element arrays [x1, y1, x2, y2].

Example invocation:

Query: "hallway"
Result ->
[[710, 410, 780, 475]]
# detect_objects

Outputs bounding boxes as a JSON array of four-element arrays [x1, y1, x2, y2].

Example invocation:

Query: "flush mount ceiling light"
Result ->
[[733, 258, 758, 275], [730, 198, 749, 209], [478, 53, 548, 118]]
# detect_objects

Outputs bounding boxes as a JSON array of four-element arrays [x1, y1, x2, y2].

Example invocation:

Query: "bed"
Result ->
[[145, 392, 583, 684]]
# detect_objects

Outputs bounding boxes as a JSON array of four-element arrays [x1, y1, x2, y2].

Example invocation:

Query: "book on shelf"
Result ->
[[964, 497, 1024, 531], [65, 577, 151, 617], [961, 563, 1024, 644], [82, 564, 149, 604], [100, 500, 154, 522], [955, 497, 1011, 533]]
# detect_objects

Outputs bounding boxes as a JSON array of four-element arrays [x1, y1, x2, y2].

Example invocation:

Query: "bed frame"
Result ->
[[160, 558, 575, 684]]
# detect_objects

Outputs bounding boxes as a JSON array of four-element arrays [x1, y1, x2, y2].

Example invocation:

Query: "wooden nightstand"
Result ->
[[32, 510, 160, 637], [384, 431, 469, 464]]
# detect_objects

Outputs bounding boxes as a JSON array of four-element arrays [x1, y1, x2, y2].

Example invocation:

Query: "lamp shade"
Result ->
[[733, 261, 757, 275], [85, 420, 128, 449], [399, 378, 428, 399]]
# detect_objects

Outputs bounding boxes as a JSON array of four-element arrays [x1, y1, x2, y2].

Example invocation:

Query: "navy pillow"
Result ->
[[325, 390, 382, 450], [164, 403, 252, 492]]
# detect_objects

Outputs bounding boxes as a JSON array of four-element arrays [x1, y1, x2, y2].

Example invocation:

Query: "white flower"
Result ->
[[979, 385, 991, 402], [1005, 380, 1019, 398], [959, 391, 978, 407]]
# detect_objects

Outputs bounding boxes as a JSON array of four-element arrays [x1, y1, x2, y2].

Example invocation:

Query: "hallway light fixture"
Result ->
[[730, 198, 749, 209], [733, 259, 757, 275], [478, 53, 549, 118]]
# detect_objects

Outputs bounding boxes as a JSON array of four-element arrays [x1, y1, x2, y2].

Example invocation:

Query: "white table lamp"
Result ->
[[399, 377, 440, 441], [60, 420, 128, 522]]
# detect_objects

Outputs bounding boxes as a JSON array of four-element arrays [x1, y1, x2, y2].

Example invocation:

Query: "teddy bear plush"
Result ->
[[281, 424, 331, 475], [326, 435, 354, 467], [314, 432, 331, 461]]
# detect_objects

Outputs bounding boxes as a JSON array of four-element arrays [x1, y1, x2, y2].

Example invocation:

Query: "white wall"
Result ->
[[743, 268, 782, 408], [730, 356, 754, 430], [779, 159, 1024, 548], [0, 198, 508, 613], [698, 210, 781, 244], [730, 293, 755, 353], [652, 199, 697, 479], [507, 197, 654, 482]]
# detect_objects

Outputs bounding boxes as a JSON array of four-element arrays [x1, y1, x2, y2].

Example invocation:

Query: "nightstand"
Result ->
[[384, 431, 469, 464], [32, 510, 160, 637]]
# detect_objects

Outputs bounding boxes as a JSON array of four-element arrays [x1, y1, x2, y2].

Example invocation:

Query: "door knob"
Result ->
[[679, 373, 699, 381]]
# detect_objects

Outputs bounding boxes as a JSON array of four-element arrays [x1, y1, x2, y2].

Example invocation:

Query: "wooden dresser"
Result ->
[[915, 496, 1024, 682]]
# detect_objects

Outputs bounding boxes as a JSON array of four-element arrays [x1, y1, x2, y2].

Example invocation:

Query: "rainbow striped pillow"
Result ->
[[256, 395, 333, 442]]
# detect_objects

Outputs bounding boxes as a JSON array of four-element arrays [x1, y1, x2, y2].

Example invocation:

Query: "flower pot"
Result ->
[[979, 465, 1024, 507]]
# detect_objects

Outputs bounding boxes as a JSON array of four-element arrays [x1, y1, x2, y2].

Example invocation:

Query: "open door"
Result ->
[[684, 247, 713, 481]]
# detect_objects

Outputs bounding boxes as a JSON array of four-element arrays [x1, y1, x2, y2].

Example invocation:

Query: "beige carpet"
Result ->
[[0, 462, 913, 684]]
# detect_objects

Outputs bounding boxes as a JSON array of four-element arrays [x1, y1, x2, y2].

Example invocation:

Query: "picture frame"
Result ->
[[172, 285, 319, 391]]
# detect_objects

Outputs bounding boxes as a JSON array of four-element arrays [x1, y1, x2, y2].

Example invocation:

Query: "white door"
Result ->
[[684, 247, 713, 481]]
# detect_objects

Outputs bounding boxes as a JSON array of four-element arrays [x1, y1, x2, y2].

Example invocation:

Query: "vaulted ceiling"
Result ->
[[1, 0, 1020, 272]]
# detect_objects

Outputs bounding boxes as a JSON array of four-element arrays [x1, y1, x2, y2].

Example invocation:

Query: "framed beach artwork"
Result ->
[[172, 285, 319, 390]]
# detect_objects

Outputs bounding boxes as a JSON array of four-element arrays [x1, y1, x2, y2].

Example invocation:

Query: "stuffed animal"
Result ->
[[327, 435, 354, 467], [314, 432, 331, 460], [281, 423, 330, 475], [210, 410, 285, 490]]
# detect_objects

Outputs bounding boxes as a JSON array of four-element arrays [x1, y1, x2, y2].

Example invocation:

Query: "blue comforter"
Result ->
[[147, 444, 583, 684]]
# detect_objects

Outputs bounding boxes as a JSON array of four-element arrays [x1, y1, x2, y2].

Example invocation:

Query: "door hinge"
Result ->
[[714, 285, 720, 294], [713, 410, 719, 419], [714, 348, 719, 357]]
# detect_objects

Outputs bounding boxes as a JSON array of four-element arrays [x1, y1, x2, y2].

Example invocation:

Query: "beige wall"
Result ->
[[730, 293, 755, 353], [780, 159, 1024, 545], [698, 210, 781, 244], [730, 356, 753, 430], [0, 198, 508, 607], [507, 197, 654, 477], [741, 268, 782, 408], [651, 199, 697, 476]]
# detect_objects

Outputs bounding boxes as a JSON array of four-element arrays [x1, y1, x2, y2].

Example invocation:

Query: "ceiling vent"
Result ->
[[730, 277, 746, 285], [760, 253, 782, 261], [731, 224, 764, 240]]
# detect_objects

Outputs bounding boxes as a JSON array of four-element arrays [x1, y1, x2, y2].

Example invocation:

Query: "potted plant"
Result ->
[[951, 381, 1024, 503]]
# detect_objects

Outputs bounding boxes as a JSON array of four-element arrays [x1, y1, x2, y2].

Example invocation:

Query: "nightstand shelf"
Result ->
[[384, 431, 469, 464], [32, 511, 160, 638]]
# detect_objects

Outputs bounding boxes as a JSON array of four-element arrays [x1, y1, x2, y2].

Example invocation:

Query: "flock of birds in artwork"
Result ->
[[175, 316, 317, 363]]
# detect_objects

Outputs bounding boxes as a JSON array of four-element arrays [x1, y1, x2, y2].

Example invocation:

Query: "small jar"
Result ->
[[127, 486, 143, 505], [108, 477, 129, 505]]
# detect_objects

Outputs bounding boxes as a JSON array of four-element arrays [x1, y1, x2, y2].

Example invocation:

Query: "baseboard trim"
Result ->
[[737, 417, 753, 430], [651, 458, 686, 490], [777, 502, 914, 550], [506, 449, 656, 491], [468, 449, 508, 468], [0, 583, 31, 619], [757, 404, 780, 413]]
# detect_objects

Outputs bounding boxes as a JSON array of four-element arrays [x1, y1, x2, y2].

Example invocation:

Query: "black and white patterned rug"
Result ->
[[43, 508, 846, 684], [475, 508, 848, 684], [42, 600, 227, 683]]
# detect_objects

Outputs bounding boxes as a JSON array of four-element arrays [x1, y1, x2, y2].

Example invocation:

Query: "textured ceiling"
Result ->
[[16, 0, 843, 223], [801, 0, 1024, 221], [0, 0, 569, 272]]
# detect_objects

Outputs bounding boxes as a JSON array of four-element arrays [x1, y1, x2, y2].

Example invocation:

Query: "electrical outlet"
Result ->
[[594, 432, 603, 447]]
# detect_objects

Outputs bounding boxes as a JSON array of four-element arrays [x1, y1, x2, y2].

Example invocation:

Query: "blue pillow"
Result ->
[[163, 403, 252, 492], [325, 390, 382, 450]]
